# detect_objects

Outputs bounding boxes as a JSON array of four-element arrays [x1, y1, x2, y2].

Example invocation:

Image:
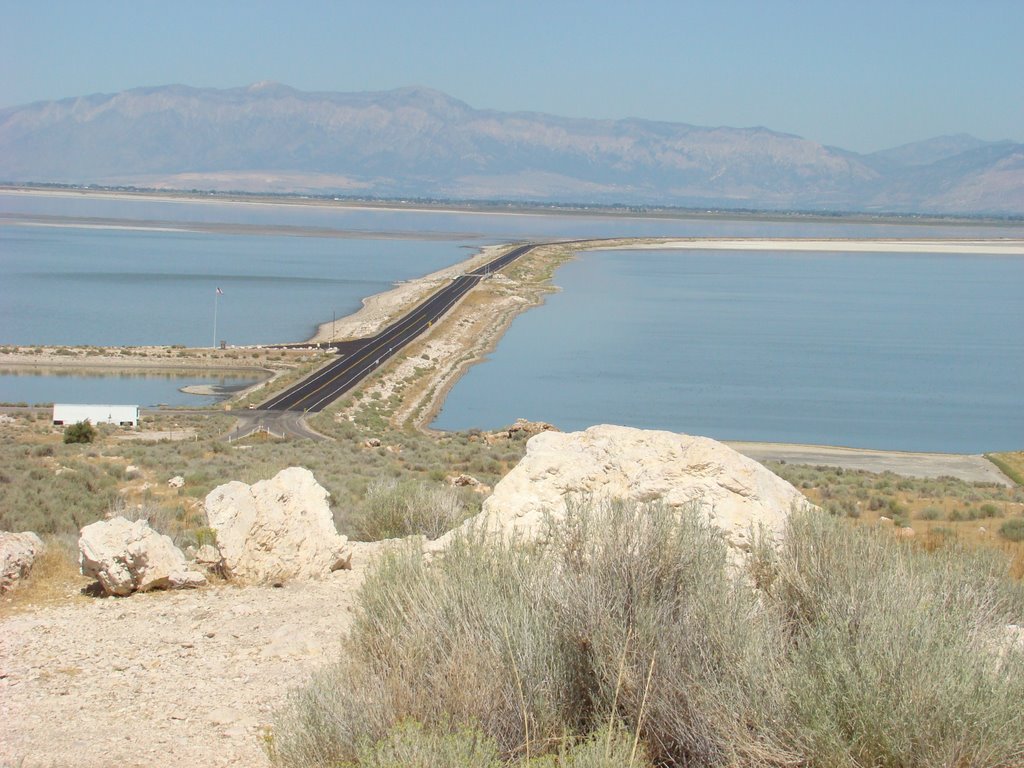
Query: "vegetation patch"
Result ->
[[271, 501, 1024, 767], [988, 451, 1024, 486]]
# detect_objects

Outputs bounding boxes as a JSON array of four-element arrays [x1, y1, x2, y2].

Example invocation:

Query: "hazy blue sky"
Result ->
[[2, 0, 1021, 153]]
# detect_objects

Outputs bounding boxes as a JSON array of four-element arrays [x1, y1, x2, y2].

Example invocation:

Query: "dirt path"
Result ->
[[727, 441, 1014, 486], [0, 547, 384, 768]]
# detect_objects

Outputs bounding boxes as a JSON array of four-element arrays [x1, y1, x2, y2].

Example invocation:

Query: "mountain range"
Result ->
[[1, 83, 1021, 215]]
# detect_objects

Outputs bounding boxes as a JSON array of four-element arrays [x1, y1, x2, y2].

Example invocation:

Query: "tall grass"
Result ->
[[341, 478, 474, 540], [273, 502, 1024, 768], [761, 513, 1024, 766]]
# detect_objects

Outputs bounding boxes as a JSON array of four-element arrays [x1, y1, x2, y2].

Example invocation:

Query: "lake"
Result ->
[[432, 246, 1024, 453], [0, 369, 262, 407], [2, 191, 1022, 450], [0, 224, 479, 347]]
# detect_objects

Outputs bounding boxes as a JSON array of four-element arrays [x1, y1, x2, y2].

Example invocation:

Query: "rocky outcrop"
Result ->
[[505, 418, 558, 439], [435, 425, 814, 552], [204, 467, 350, 584], [79, 518, 206, 596], [1, 531, 44, 593]]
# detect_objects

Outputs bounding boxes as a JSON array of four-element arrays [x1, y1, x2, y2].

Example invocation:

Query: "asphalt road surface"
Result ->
[[258, 242, 539, 413], [224, 410, 330, 441]]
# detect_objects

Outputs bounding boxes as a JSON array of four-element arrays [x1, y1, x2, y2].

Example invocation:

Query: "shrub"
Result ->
[[63, 420, 96, 444], [272, 501, 792, 766], [344, 478, 471, 540], [979, 503, 1000, 518], [274, 503, 1024, 768], [999, 518, 1024, 543], [343, 720, 502, 768], [769, 512, 1024, 766]]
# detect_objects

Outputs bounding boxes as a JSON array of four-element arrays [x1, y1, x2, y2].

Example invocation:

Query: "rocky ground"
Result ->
[[0, 545, 384, 768]]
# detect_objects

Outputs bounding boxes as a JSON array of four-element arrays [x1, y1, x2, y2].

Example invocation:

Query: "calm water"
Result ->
[[5, 190, 1024, 241], [3, 192, 1023, 450], [433, 248, 1024, 453], [0, 370, 261, 407], [0, 225, 476, 346]]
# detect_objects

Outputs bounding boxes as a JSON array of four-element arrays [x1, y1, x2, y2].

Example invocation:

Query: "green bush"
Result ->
[[768, 512, 1024, 766], [979, 503, 1000, 518], [273, 501, 793, 766], [63, 420, 96, 444], [343, 478, 472, 540], [344, 721, 502, 768], [999, 518, 1024, 543], [272, 503, 1024, 768]]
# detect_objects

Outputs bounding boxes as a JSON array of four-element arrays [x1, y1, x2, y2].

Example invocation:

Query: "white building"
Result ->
[[52, 404, 140, 428]]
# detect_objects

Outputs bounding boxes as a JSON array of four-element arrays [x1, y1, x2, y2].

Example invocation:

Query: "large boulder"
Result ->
[[204, 467, 350, 584], [1, 531, 44, 593], [79, 517, 206, 596], [434, 425, 814, 552]]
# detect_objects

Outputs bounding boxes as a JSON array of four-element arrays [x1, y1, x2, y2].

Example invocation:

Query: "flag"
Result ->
[[216, 287, 224, 295]]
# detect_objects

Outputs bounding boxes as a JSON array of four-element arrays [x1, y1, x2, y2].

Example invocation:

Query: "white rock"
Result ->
[[193, 544, 222, 565], [78, 517, 206, 596], [204, 467, 350, 584], [167, 475, 185, 489], [1, 531, 44, 593], [433, 425, 813, 553]]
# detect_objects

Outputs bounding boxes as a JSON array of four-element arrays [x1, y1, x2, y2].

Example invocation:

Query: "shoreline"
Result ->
[[2, 229, 1020, 470], [303, 244, 512, 343], [316, 236, 1020, 482], [7, 184, 1024, 227], [613, 237, 1024, 255], [0, 211, 481, 241]]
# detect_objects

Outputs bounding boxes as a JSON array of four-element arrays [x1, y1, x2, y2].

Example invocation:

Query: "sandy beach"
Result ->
[[616, 237, 1024, 255]]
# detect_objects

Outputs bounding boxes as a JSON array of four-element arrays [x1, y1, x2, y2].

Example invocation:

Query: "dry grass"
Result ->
[[767, 462, 1024, 579], [988, 451, 1024, 485], [271, 501, 1024, 768], [0, 534, 88, 616]]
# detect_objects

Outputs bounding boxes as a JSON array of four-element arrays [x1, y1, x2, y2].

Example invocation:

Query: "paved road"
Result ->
[[224, 410, 329, 441], [258, 242, 539, 413]]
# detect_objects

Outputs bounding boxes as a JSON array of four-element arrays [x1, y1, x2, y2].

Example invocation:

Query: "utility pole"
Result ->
[[213, 287, 223, 348]]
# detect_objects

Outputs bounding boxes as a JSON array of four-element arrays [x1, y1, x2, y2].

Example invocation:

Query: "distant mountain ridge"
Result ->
[[1, 83, 1021, 215]]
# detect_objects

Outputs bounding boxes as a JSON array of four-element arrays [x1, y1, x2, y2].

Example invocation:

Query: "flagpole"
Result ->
[[213, 288, 219, 349]]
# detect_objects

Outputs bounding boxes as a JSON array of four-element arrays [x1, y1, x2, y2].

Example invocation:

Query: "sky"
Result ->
[[2, 0, 1022, 154]]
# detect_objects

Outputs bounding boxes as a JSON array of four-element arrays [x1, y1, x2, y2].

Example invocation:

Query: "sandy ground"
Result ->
[[0, 347, 277, 373], [0, 544, 388, 768], [621, 238, 1024, 255], [727, 441, 1014, 486]]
